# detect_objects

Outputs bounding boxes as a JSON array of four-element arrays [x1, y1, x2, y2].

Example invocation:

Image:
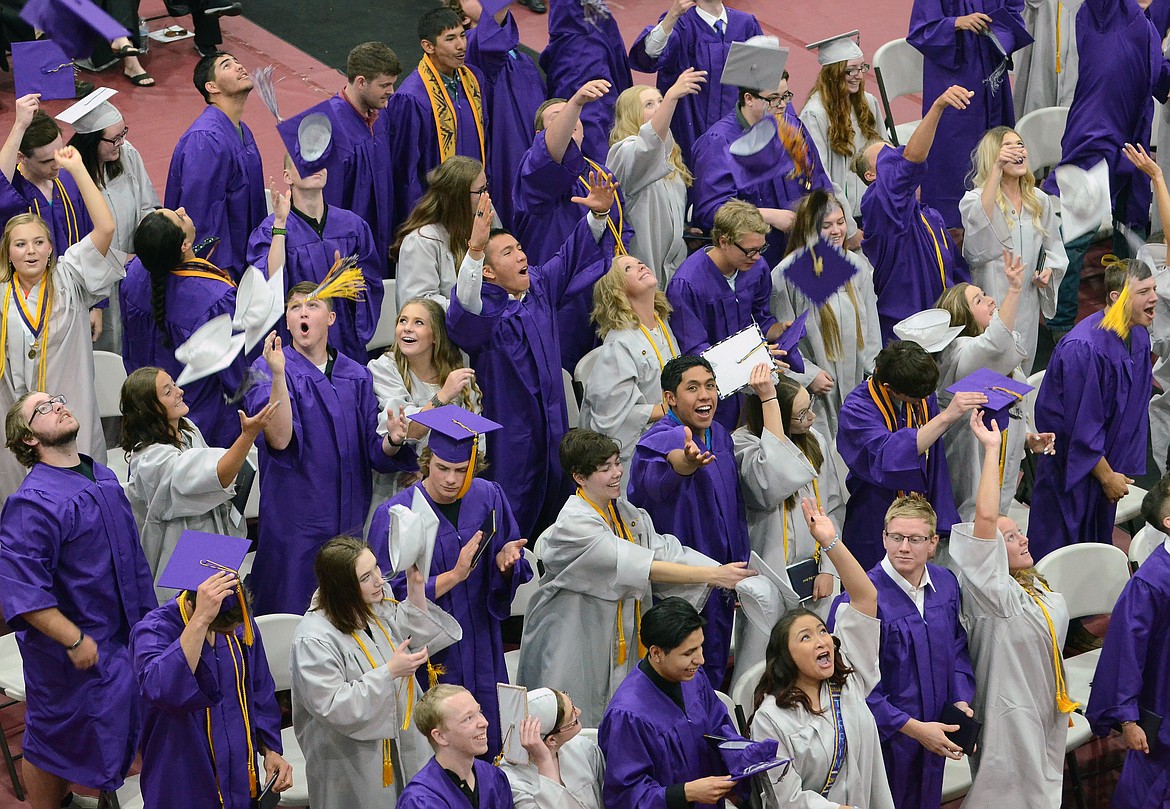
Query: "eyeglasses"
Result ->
[[470, 183, 489, 196], [757, 91, 794, 109], [28, 394, 66, 425], [790, 405, 814, 424], [844, 63, 872, 78], [883, 532, 932, 545], [550, 705, 581, 736], [100, 127, 129, 146], [732, 240, 765, 260]]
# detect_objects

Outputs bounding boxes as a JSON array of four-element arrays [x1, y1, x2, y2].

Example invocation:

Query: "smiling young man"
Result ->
[[830, 494, 976, 809], [1029, 258, 1158, 560], [627, 355, 750, 689], [165, 51, 266, 278]]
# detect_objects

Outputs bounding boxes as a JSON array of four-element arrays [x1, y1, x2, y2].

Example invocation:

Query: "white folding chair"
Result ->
[[574, 346, 604, 385], [1024, 369, 1045, 432], [1014, 106, 1070, 176], [1035, 544, 1131, 706], [254, 614, 311, 807], [115, 773, 144, 809], [93, 349, 128, 419], [579, 727, 599, 743], [365, 279, 398, 353], [1128, 525, 1166, 568], [714, 690, 737, 725], [1115, 485, 1148, 527], [0, 634, 25, 800], [563, 368, 580, 429], [1065, 710, 1094, 809], [729, 660, 765, 718], [941, 756, 972, 802], [510, 529, 547, 618], [504, 649, 522, 683], [872, 38, 924, 145]]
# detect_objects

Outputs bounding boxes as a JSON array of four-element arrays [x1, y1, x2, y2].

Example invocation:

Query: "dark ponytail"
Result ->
[[133, 211, 186, 349]]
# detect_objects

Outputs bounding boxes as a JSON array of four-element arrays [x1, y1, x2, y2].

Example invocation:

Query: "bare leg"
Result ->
[[22, 759, 70, 809]]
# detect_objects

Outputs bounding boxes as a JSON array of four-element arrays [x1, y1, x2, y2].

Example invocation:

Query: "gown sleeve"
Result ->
[[581, 338, 655, 453], [605, 124, 673, 198], [397, 228, 454, 310], [833, 602, 883, 697], [53, 233, 128, 308], [733, 428, 817, 512], [948, 521, 1025, 619], [130, 441, 233, 521]]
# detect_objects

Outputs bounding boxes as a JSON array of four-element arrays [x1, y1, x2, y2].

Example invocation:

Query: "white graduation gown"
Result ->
[[500, 734, 606, 809], [1148, 254, 1170, 475], [949, 522, 1070, 809], [750, 604, 896, 809], [290, 591, 463, 807], [799, 91, 887, 222], [516, 494, 713, 727], [1012, 0, 1083, 118], [396, 223, 458, 311], [958, 188, 1067, 373]]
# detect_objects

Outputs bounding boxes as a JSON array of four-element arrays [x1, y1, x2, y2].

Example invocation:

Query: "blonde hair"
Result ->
[[591, 255, 672, 339], [2, 213, 54, 283], [884, 492, 938, 534], [810, 62, 881, 158], [392, 297, 482, 407], [711, 200, 770, 246], [609, 85, 693, 187], [969, 127, 1046, 235], [936, 282, 982, 338], [414, 683, 469, 743]]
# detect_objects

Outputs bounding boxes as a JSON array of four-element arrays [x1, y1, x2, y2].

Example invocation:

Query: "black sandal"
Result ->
[[113, 44, 142, 59], [126, 71, 155, 87]]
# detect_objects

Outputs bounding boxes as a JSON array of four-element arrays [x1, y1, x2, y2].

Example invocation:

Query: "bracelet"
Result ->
[[387, 434, 404, 448], [760, 397, 777, 404], [430, 394, 445, 408], [68, 631, 85, 651], [271, 226, 287, 236], [589, 210, 610, 219], [1120, 720, 1137, 727], [821, 535, 840, 553], [467, 240, 486, 252]]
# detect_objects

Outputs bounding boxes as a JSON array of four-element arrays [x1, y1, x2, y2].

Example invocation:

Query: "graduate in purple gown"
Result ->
[[1086, 476, 1170, 808], [463, 0, 547, 232], [383, 8, 488, 241], [247, 158, 384, 363], [131, 536, 293, 809], [397, 684, 516, 809], [665, 201, 781, 433], [1028, 260, 1156, 560], [512, 80, 633, 372], [243, 279, 416, 615], [598, 597, 749, 809], [539, 0, 632, 161], [0, 392, 155, 804], [629, 0, 763, 164], [908, 0, 1029, 228], [165, 52, 266, 279], [836, 341, 983, 572], [830, 495, 977, 809], [626, 357, 749, 688], [321, 43, 401, 270], [857, 86, 971, 345], [122, 209, 245, 449], [370, 406, 531, 761], [447, 177, 616, 537]]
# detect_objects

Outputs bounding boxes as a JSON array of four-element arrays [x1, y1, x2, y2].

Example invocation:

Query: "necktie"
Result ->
[[715, 19, 725, 39]]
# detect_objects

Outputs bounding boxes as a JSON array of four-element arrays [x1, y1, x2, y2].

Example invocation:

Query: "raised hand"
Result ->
[[496, 538, 528, 573], [452, 531, 484, 582], [262, 331, 286, 376], [193, 571, 239, 626], [666, 67, 707, 100], [1122, 142, 1162, 181], [384, 405, 409, 447], [520, 715, 554, 765], [1003, 249, 1025, 292], [571, 169, 619, 214], [996, 141, 1026, 170], [13, 94, 40, 129], [664, 0, 696, 22], [748, 361, 776, 400], [968, 409, 1002, 451], [800, 497, 838, 548], [238, 400, 281, 439], [438, 367, 477, 405], [934, 85, 974, 112], [470, 190, 493, 250], [681, 425, 715, 468], [944, 391, 989, 423], [270, 179, 291, 226], [571, 79, 612, 107], [53, 146, 84, 176]]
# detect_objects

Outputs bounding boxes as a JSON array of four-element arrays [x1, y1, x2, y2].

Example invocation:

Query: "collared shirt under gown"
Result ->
[[243, 346, 415, 615], [120, 257, 245, 449], [0, 460, 155, 790], [836, 382, 959, 572], [290, 589, 463, 807], [627, 418, 748, 689], [397, 756, 515, 808], [908, 0, 1027, 228], [1029, 310, 1151, 560], [750, 605, 895, 809], [1086, 540, 1170, 809], [830, 565, 976, 809], [246, 204, 385, 362], [500, 733, 605, 809], [949, 522, 1070, 809], [131, 601, 282, 809], [164, 105, 265, 278], [371, 479, 532, 762], [516, 494, 714, 727]]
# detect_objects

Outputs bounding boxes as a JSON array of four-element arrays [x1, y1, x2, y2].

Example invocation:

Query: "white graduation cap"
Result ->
[[735, 551, 800, 634], [701, 322, 773, 399], [721, 36, 789, 93], [55, 86, 120, 133], [385, 487, 438, 576], [892, 308, 963, 353], [805, 30, 862, 66], [175, 313, 246, 386], [1054, 159, 1111, 244], [497, 683, 529, 765], [232, 265, 286, 353]]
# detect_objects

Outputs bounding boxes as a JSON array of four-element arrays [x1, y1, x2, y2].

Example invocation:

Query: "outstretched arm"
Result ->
[[904, 86, 973, 165], [1122, 143, 1170, 248], [0, 95, 38, 184], [56, 147, 115, 256], [969, 410, 1002, 540], [802, 497, 876, 617], [545, 80, 611, 165]]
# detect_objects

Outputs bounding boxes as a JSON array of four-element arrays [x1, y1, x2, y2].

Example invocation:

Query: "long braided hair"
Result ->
[[133, 211, 186, 349]]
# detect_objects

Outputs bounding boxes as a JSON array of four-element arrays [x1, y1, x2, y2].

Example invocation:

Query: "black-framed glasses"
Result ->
[[884, 532, 932, 545], [844, 63, 872, 78], [470, 183, 489, 196], [732, 240, 765, 260], [757, 91, 794, 109], [100, 127, 129, 146], [790, 405, 814, 424], [29, 394, 66, 425]]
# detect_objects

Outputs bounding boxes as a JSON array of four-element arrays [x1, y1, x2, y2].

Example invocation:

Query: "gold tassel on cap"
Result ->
[[307, 254, 366, 302], [1099, 265, 1134, 341], [427, 662, 446, 689]]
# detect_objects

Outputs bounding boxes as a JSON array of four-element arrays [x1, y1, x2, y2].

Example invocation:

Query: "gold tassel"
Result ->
[[615, 600, 628, 666], [1025, 582, 1081, 714], [307, 254, 366, 302], [1099, 273, 1133, 341], [383, 739, 394, 787], [427, 662, 445, 689], [237, 584, 254, 646], [634, 600, 646, 658], [455, 435, 479, 500]]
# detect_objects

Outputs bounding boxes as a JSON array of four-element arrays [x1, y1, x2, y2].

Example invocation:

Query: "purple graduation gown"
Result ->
[[1039, 0, 1170, 229], [1086, 543, 1170, 808], [382, 66, 488, 242], [665, 248, 777, 433], [131, 601, 282, 809], [120, 258, 245, 449], [322, 94, 396, 271], [836, 382, 959, 573], [396, 756, 515, 808], [465, 11, 547, 232], [599, 662, 742, 809], [539, 0, 633, 160], [691, 107, 833, 267], [908, 0, 1026, 228], [0, 461, 155, 790], [628, 9, 763, 165], [626, 419, 748, 688], [246, 205, 384, 363], [447, 215, 608, 537], [243, 346, 415, 615], [513, 132, 632, 371], [0, 170, 92, 255], [372, 479, 532, 761], [164, 106, 266, 278], [1029, 311, 1152, 560], [831, 564, 977, 809], [860, 146, 964, 345]]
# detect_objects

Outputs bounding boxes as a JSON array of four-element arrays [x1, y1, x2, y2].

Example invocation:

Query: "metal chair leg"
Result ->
[[1065, 750, 1087, 809], [0, 697, 24, 800]]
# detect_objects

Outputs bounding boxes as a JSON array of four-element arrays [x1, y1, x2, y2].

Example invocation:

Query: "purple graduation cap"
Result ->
[[276, 99, 334, 178], [774, 309, 808, 374], [12, 40, 75, 100], [20, 0, 130, 60], [410, 404, 502, 498], [945, 367, 1033, 430], [982, 7, 1033, 93], [156, 530, 256, 642], [784, 234, 860, 307], [717, 738, 792, 781], [729, 116, 783, 188]]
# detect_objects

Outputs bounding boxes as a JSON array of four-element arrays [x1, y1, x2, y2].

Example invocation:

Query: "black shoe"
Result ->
[[519, 0, 547, 12], [203, 1, 242, 16], [163, 0, 191, 14], [194, 42, 220, 58]]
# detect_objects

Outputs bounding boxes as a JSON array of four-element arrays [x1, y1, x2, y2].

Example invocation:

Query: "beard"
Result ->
[[36, 423, 80, 449]]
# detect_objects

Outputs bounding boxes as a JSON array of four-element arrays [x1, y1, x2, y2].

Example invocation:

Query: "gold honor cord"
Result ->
[[867, 378, 930, 491], [0, 280, 52, 388], [351, 616, 414, 786], [919, 212, 949, 290], [29, 178, 80, 246], [637, 315, 678, 370], [577, 489, 646, 664], [580, 158, 628, 257], [1055, 2, 1062, 73], [1022, 580, 1081, 714]]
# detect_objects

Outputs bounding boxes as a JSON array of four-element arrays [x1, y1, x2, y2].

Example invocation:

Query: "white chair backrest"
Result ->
[[504, 649, 521, 683], [563, 368, 580, 428], [510, 529, 547, 617], [0, 632, 25, 700], [579, 727, 599, 744], [365, 279, 398, 352], [1034, 543, 1131, 619], [1129, 526, 1166, 567], [1023, 369, 1045, 430], [714, 689, 737, 723], [255, 613, 303, 692], [730, 660, 765, 716], [93, 350, 127, 419], [575, 346, 604, 385], [1015, 106, 1070, 175], [872, 38, 923, 100]]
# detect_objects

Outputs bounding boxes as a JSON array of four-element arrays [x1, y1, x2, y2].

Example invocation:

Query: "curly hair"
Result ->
[[391, 156, 482, 266], [609, 85, 693, 187], [4, 392, 40, 469], [119, 367, 190, 454], [753, 607, 854, 715], [392, 297, 482, 406], [810, 62, 882, 159], [591, 255, 672, 339]]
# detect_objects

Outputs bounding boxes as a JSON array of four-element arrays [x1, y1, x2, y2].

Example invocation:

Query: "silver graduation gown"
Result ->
[[500, 734, 605, 809]]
